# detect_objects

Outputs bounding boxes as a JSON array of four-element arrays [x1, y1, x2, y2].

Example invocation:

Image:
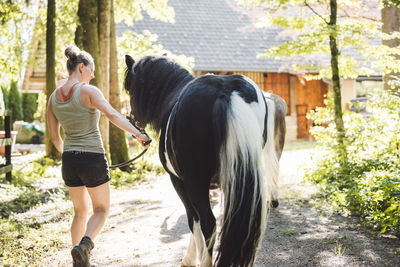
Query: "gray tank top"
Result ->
[[51, 83, 104, 153]]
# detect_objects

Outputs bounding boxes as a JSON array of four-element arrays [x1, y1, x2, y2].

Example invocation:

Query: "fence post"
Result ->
[[5, 113, 11, 182]]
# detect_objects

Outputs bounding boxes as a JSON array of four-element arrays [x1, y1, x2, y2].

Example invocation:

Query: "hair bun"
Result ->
[[64, 45, 80, 60]]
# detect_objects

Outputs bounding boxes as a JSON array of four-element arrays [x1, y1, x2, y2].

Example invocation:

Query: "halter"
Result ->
[[109, 113, 152, 169]]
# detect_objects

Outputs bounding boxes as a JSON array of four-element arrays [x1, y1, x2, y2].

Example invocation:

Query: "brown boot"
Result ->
[[71, 236, 94, 267]]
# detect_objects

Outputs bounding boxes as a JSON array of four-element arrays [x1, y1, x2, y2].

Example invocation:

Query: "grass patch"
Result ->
[[111, 144, 165, 188], [0, 187, 50, 218], [0, 218, 63, 266], [0, 156, 68, 265], [332, 241, 346, 256], [0, 144, 165, 264]]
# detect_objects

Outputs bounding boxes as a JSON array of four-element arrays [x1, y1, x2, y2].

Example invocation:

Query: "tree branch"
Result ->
[[340, 9, 380, 23], [304, 1, 329, 24]]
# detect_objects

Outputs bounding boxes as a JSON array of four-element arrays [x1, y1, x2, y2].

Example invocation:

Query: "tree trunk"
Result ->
[[98, 0, 111, 157], [77, 0, 107, 153], [45, 0, 60, 159], [329, 0, 347, 160], [109, 0, 130, 167], [74, 22, 84, 49], [381, 1, 399, 92]]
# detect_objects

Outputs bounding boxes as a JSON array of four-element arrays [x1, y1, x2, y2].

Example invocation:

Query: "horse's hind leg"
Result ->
[[169, 175, 198, 266], [186, 181, 216, 267]]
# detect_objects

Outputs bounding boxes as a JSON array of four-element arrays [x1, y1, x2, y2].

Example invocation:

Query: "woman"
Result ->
[[47, 45, 150, 267]]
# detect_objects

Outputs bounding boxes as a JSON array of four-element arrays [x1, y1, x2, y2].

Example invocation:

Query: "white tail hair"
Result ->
[[263, 96, 280, 196], [215, 83, 279, 265]]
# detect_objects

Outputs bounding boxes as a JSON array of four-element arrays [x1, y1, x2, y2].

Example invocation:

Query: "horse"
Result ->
[[124, 55, 285, 267], [264, 91, 287, 208]]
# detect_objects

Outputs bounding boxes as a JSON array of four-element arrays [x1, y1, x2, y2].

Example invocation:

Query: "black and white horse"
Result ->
[[124, 55, 285, 267]]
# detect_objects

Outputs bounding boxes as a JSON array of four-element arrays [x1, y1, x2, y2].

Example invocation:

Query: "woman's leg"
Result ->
[[68, 186, 90, 246], [85, 181, 110, 240]]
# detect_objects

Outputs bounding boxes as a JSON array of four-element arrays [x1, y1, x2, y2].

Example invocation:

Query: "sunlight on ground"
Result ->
[[278, 141, 325, 201], [283, 140, 320, 151]]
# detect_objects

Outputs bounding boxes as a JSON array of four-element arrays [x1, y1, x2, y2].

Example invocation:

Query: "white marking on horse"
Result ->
[[263, 96, 280, 199], [164, 109, 179, 177], [192, 219, 212, 267], [221, 91, 268, 240], [182, 233, 197, 266], [242, 76, 267, 127], [243, 76, 280, 200]]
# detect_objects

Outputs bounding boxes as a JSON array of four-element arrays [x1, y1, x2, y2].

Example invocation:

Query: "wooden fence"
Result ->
[[0, 111, 12, 182]]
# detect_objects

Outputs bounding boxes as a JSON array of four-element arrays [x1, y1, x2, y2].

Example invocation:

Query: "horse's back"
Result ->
[[166, 74, 266, 179]]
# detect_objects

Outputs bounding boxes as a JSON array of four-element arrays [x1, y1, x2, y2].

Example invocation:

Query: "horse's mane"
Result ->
[[124, 56, 194, 132]]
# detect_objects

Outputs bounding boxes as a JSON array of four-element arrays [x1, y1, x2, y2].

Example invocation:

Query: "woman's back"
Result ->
[[51, 83, 104, 153]]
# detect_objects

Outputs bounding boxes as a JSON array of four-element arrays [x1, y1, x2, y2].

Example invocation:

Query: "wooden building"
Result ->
[[122, 0, 338, 141], [194, 71, 328, 139]]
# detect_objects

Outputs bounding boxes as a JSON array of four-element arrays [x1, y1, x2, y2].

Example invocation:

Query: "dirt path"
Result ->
[[43, 148, 400, 266]]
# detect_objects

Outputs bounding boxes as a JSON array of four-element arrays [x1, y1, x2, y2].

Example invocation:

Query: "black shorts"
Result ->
[[62, 151, 110, 187]]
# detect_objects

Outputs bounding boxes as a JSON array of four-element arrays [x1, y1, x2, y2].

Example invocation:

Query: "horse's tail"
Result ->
[[213, 90, 278, 267]]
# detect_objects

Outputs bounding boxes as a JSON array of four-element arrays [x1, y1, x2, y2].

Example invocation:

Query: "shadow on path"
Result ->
[[256, 198, 400, 267], [160, 214, 189, 243]]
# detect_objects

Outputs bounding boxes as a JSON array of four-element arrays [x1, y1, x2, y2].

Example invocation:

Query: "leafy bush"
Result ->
[[22, 93, 39, 122], [305, 88, 400, 235], [7, 157, 59, 187], [110, 141, 165, 188], [1, 85, 8, 110], [0, 85, 8, 129], [7, 80, 23, 126]]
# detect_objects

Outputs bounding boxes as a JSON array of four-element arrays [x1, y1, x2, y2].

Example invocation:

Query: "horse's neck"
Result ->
[[154, 76, 193, 132], [165, 75, 193, 109]]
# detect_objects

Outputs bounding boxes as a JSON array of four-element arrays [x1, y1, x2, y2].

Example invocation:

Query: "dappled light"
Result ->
[[2, 0, 400, 266]]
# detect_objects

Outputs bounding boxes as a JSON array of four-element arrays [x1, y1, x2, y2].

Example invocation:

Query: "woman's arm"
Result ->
[[47, 96, 63, 153], [85, 85, 151, 148]]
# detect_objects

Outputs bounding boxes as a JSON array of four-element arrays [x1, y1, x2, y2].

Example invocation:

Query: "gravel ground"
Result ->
[[41, 147, 400, 266]]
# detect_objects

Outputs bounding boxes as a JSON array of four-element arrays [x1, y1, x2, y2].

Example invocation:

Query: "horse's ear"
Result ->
[[125, 55, 135, 70]]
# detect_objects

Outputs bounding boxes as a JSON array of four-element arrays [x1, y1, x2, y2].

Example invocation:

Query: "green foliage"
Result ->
[[1, 85, 8, 109], [0, 157, 62, 220], [0, 85, 6, 129], [305, 88, 400, 234], [22, 93, 38, 122], [30, 0, 176, 79], [115, 0, 174, 26], [11, 157, 58, 186], [117, 30, 194, 80], [117, 30, 194, 105], [0, 186, 48, 219], [239, 0, 400, 79], [0, 156, 65, 265], [0, 218, 62, 266], [34, 92, 46, 123], [110, 139, 165, 188], [0, 0, 34, 83], [7, 80, 23, 125]]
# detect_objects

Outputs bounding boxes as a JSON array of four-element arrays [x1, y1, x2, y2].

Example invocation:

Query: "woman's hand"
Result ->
[[85, 85, 152, 148], [135, 133, 152, 149]]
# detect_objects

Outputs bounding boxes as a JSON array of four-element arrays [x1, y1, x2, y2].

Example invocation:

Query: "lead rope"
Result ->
[[109, 116, 152, 170]]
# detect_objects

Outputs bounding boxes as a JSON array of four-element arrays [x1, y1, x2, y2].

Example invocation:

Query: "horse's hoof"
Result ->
[[181, 260, 198, 267], [271, 199, 279, 208]]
